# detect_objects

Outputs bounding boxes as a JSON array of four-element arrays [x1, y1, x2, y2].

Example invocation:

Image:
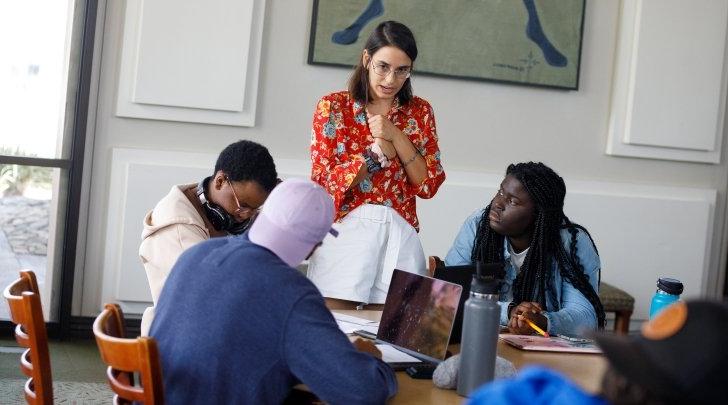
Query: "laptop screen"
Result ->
[[377, 270, 462, 362]]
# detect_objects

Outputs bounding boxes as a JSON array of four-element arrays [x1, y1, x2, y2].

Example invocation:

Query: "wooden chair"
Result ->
[[427, 256, 634, 334], [3, 270, 53, 405], [93, 303, 164, 405]]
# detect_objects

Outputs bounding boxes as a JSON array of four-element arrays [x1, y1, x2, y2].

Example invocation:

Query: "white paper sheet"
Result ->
[[336, 321, 380, 334], [334, 313, 379, 334], [376, 344, 422, 363], [333, 313, 379, 326], [336, 320, 364, 334]]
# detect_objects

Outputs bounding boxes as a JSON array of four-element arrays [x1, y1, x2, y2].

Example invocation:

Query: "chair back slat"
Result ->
[[3, 270, 53, 405], [15, 324, 30, 346], [21, 348, 34, 377], [96, 335, 146, 371], [108, 369, 146, 402], [6, 291, 28, 324], [94, 303, 164, 404], [24, 379, 38, 403]]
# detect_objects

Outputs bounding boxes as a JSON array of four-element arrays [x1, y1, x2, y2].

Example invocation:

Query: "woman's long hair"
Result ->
[[470, 162, 605, 328], [347, 20, 417, 105]]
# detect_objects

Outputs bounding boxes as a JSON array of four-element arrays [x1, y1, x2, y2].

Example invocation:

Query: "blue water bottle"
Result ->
[[649, 277, 683, 319]]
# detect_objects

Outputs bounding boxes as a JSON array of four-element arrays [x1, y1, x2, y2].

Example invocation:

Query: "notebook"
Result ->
[[375, 269, 463, 369], [499, 334, 602, 354]]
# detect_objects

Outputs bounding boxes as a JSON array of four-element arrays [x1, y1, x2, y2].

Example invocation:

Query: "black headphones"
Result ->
[[196, 176, 251, 235]]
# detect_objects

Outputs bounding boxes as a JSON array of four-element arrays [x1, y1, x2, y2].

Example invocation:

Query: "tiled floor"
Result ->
[[0, 337, 112, 404]]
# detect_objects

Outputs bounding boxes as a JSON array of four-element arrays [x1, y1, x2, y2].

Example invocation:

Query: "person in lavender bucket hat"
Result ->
[[150, 178, 397, 404], [248, 178, 339, 266]]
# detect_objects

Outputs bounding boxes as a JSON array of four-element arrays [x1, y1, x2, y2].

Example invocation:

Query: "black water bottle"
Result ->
[[457, 262, 504, 396]]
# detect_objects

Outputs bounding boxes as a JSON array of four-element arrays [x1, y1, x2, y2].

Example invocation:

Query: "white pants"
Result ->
[[307, 204, 426, 304]]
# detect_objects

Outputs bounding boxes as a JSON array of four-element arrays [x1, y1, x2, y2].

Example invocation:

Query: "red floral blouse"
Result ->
[[310, 91, 446, 231]]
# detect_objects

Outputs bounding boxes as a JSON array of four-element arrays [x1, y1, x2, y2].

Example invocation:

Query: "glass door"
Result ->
[[0, 0, 93, 324]]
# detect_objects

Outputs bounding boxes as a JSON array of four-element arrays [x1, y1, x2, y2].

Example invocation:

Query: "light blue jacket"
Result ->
[[444, 210, 600, 336]]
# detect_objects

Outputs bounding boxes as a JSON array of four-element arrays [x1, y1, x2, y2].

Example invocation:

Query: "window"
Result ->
[[0, 0, 96, 330]]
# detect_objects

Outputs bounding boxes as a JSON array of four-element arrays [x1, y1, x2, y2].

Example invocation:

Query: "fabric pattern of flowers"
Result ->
[[310, 91, 446, 231]]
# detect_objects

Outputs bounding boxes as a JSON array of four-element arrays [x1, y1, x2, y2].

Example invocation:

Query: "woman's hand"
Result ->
[[508, 312, 548, 335], [367, 113, 401, 142], [509, 301, 542, 318], [507, 301, 548, 335]]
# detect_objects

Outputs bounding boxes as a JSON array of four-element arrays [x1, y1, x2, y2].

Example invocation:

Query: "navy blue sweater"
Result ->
[[150, 234, 397, 404]]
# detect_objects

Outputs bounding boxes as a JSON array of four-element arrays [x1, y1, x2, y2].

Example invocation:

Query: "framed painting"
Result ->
[[308, 0, 586, 90]]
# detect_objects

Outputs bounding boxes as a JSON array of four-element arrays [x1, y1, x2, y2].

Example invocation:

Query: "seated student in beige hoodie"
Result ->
[[138, 140, 277, 335]]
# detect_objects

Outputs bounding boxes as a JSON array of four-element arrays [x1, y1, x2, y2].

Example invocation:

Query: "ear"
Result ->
[[361, 50, 370, 68], [213, 171, 226, 190]]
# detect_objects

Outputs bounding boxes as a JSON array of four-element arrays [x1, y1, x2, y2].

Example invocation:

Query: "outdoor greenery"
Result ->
[[0, 146, 52, 197]]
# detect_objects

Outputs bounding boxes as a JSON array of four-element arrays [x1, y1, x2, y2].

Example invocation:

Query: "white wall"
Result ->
[[75, 0, 728, 322]]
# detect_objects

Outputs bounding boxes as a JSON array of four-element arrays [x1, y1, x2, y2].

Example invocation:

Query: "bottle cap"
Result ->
[[657, 277, 684, 295], [471, 262, 505, 295]]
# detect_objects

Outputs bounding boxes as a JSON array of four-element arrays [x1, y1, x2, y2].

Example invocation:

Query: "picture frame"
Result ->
[[308, 0, 586, 90]]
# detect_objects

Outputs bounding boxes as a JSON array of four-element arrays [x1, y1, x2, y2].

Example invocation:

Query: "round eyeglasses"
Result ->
[[370, 61, 412, 79], [227, 178, 260, 218]]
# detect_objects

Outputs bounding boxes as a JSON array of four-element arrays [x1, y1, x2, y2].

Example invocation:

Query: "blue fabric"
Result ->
[[444, 210, 600, 336], [466, 366, 607, 405], [150, 234, 397, 405]]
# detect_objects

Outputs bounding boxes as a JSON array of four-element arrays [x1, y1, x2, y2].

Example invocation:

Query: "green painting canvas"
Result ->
[[308, 0, 586, 90]]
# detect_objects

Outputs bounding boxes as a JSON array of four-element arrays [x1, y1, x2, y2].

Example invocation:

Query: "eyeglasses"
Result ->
[[370, 61, 412, 79], [227, 178, 260, 218]]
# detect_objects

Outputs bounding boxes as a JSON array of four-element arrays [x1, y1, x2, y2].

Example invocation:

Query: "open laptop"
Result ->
[[374, 269, 462, 370]]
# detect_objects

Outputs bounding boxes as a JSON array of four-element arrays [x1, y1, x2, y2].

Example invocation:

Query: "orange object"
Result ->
[[522, 316, 550, 338]]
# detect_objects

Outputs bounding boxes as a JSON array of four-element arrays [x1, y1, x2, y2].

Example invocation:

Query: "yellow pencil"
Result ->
[[521, 316, 550, 338]]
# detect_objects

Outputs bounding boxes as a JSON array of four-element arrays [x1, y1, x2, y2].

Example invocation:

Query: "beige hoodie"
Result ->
[[138, 184, 209, 335]]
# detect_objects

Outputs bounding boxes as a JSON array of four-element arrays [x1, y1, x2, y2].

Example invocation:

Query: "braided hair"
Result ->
[[470, 162, 605, 329]]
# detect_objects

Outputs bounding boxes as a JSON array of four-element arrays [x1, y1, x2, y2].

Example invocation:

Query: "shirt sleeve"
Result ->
[[499, 302, 512, 326], [542, 230, 600, 336], [408, 101, 445, 199], [310, 96, 364, 212], [283, 293, 397, 405], [444, 210, 483, 266]]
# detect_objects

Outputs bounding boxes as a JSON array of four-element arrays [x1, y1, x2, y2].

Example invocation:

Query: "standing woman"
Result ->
[[309, 21, 445, 310]]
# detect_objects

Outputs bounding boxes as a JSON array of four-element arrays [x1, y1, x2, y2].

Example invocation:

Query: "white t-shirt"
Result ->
[[508, 244, 530, 271]]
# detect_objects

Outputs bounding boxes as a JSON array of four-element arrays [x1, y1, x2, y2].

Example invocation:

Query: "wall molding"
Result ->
[[606, 0, 728, 163], [115, 0, 266, 126], [100, 149, 717, 322]]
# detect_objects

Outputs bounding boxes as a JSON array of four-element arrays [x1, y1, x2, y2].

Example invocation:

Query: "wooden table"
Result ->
[[336, 310, 607, 404]]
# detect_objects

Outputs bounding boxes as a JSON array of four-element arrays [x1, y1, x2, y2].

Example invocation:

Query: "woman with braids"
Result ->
[[444, 162, 604, 336], [309, 21, 445, 309]]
